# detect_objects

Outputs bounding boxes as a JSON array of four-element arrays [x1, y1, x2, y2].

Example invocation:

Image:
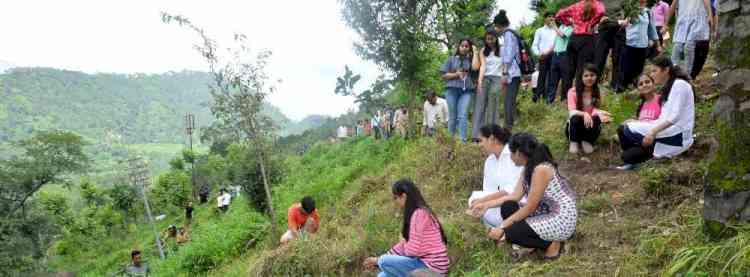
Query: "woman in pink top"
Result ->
[[363, 179, 450, 276], [566, 64, 611, 155], [616, 74, 663, 170]]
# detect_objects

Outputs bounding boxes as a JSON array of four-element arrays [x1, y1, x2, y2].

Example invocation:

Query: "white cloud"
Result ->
[[1, 0, 533, 121]]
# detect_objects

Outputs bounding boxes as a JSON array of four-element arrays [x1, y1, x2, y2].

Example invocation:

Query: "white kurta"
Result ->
[[627, 79, 695, 158], [468, 145, 524, 227]]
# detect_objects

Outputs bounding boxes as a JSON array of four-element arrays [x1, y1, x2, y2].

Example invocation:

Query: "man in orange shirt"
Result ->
[[280, 196, 320, 244]]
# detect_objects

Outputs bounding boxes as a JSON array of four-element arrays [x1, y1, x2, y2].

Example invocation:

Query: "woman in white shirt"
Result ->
[[472, 30, 504, 142], [624, 56, 694, 160]]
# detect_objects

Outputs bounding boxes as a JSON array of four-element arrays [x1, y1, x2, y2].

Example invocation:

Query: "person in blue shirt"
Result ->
[[616, 0, 659, 92]]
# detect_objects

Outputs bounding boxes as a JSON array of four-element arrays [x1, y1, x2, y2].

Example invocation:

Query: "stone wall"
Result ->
[[703, 0, 750, 234]]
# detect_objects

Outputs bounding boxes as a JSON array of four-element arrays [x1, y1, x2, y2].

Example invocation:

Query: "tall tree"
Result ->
[[335, 66, 392, 114], [0, 130, 89, 272], [340, 0, 494, 133], [162, 13, 280, 230]]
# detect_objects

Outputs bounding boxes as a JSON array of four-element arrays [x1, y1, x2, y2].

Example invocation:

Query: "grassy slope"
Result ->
[[48, 195, 268, 277], [50, 64, 749, 276], [210, 65, 749, 276]]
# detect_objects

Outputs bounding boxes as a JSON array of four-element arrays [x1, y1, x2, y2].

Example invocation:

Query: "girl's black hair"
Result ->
[[454, 38, 474, 58], [493, 10, 510, 27], [574, 63, 601, 111], [634, 73, 659, 118], [392, 179, 448, 244], [483, 32, 500, 57], [454, 38, 474, 72], [651, 55, 691, 105], [509, 133, 557, 186], [479, 124, 511, 145]]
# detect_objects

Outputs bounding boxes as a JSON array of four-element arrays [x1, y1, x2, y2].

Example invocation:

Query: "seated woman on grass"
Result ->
[[616, 56, 695, 170], [363, 179, 450, 276], [471, 133, 577, 260], [566, 64, 612, 155], [615, 73, 663, 170]]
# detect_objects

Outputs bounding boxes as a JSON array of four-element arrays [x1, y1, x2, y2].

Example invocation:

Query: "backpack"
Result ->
[[502, 29, 536, 76]]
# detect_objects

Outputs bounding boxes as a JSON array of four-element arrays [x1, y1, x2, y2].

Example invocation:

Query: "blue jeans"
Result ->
[[377, 255, 428, 277], [445, 87, 473, 141]]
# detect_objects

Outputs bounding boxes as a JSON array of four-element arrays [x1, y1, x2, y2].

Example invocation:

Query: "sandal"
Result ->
[[542, 242, 565, 261], [510, 247, 537, 260]]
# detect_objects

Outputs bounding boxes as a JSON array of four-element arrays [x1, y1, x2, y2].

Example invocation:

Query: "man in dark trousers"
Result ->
[[593, 1, 625, 90]]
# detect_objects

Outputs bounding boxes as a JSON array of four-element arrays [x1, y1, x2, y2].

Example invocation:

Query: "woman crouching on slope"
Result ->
[[363, 179, 450, 276]]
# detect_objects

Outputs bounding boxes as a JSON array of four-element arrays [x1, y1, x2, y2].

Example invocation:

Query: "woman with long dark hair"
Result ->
[[556, 0, 606, 79], [471, 31, 504, 142], [472, 133, 577, 260], [565, 64, 612, 154], [363, 179, 450, 276], [615, 73, 663, 170], [440, 39, 480, 142], [618, 56, 694, 168]]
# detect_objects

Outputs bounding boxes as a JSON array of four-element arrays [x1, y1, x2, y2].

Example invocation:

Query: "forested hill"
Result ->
[[0, 67, 316, 145]]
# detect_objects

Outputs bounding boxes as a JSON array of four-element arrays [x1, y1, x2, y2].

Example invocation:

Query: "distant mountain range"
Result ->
[[0, 67, 325, 145]]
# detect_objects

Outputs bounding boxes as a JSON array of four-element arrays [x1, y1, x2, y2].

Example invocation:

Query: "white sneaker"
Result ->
[[569, 142, 580, 154], [581, 141, 594, 154]]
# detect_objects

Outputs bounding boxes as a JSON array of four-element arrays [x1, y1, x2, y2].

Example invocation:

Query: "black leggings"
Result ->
[[501, 201, 552, 250], [618, 46, 649, 91], [691, 40, 711, 80], [566, 115, 602, 143], [617, 125, 654, 164], [567, 35, 595, 84]]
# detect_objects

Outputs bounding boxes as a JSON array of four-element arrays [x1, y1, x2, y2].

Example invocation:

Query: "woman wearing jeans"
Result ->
[[472, 30, 503, 141], [493, 10, 522, 130], [363, 179, 450, 276], [439, 39, 480, 142]]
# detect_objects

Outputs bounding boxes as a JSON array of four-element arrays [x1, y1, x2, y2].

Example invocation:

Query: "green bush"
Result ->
[[154, 198, 269, 275], [152, 170, 191, 213]]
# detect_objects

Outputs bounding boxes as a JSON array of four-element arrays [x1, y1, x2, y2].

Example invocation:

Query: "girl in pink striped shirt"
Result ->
[[363, 179, 450, 276]]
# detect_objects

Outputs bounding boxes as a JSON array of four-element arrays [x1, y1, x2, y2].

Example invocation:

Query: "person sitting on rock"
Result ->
[[363, 179, 450, 276], [467, 124, 524, 228], [471, 133, 577, 260], [280, 196, 320, 244]]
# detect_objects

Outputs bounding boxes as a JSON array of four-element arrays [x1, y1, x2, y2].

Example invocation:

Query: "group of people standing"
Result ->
[[354, 108, 410, 139], [433, 0, 704, 168], [358, 0, 708, 275]]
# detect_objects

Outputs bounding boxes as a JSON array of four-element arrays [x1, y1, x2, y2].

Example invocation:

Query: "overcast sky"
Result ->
[[0, 0, 534, 121]]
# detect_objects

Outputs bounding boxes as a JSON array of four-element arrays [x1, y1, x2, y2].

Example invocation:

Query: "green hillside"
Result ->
[[0, 67, 294, 145]]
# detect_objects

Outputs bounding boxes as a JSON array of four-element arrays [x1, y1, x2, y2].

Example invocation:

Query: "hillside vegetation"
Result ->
[[206, 78, 748, 276], [0, 68, 320, 146]]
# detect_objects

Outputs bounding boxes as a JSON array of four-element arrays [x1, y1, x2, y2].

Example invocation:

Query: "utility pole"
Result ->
[[185, 113, 197, 199], [129, 156, 165, 259]]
